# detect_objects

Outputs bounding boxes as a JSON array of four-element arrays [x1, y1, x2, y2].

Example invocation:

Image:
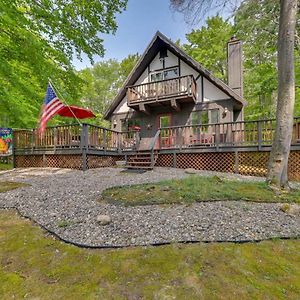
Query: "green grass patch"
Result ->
[[0, 163, 13, 171], [102, 175, 300, 206], [0, 210, 299, 299], [0, 181, 28, 193]]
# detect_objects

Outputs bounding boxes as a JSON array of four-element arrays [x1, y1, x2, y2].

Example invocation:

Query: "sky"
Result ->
[[73, 0, 198, 70]]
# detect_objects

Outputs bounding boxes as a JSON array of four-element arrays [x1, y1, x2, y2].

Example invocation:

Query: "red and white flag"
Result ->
[[39, 83, 65, 133]]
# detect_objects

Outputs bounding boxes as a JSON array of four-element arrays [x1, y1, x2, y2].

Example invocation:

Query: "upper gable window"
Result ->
[[150, 67, 179, 82]]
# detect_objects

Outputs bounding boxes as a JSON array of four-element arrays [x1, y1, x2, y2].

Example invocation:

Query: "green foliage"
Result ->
[[235, 0, 300, 119], [234, 0, 278, 119], [184, 15, 234, 81], [181, 0, 300, 119], [102, 175, 300, 206], [119, 53, 140, 78], [0, 0, 127, 128], [0, 163, 13, 171], [0, 210, 300, 298], [79, 59, 122, 126], [79, 54, 139, 125]]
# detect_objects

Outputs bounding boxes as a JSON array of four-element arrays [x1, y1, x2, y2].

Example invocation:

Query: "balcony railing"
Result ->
[[127, 75, 197, 105]]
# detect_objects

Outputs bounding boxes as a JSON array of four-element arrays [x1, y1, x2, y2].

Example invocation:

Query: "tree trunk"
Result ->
[[267, 0, 298, 188]]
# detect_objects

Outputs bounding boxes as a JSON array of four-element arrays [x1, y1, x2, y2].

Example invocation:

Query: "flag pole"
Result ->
[[36, 87, 48, 133], [48, 78, 82, 126]]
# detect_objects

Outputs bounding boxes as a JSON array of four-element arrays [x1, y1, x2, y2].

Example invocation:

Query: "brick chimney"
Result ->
[[227, 37, 243, 97]]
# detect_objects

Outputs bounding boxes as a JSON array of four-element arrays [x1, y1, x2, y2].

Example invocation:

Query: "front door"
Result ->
[[158, 114, 172, 148]]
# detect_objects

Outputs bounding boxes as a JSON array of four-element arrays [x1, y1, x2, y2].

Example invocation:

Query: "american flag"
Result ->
[[39, 83, 65, 133]]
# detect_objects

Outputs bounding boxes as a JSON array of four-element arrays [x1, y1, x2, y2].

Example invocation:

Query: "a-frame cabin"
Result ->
[[104, 31, 247, 168]]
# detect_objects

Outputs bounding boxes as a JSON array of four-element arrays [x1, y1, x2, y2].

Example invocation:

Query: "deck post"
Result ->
[[31, 129, 35, 153], [173, 152, 177, 168], [234, 151, 239, 173], [42, 154, 47, 167], [215, 124, 220, 151], [257, 121, 262, 151], [12, 130, 16, 168], [179, 128, 183, 150], [53, 127, 57, 152], [103, 129, 107, 153], [81, 124, 89, 171], [118, 132, 122, 154]]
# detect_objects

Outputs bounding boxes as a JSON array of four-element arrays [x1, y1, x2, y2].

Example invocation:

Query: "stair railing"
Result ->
[[149, 130, 161, 168]]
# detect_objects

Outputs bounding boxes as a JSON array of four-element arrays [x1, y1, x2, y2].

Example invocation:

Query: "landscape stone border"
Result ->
[[0, 167, 299, 248]]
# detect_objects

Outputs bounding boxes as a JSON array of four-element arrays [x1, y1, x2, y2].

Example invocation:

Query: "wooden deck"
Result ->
[[13, 117, 300, 156], [12, 118, 300, 179]]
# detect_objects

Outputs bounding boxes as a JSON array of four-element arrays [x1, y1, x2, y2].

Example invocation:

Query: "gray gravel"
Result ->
[[0, 167, 299, 247]]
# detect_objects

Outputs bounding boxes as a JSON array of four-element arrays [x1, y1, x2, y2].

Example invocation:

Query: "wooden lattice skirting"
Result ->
[[14, 154, 125, 170], [87, 155, 124, 169], [14, 150, 300, 181], [15, 154, 83, 170], [155, 151, 300, 181]]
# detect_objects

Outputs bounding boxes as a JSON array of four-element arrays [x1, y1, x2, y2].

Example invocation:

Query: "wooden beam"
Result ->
[[171, 99, 180, 112], [139, 103, 151, 115]]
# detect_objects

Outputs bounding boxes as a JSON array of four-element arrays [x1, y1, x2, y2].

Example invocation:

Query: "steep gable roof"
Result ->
[[104, 31, 247, 119]]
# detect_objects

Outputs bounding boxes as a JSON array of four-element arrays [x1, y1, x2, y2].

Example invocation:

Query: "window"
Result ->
[[163, 68, 179, 80], [150, 72, 163, 82], [190, 111, 209, 126], [150, 67, 179, 82], [190, 109, 219, 125], [233, 110, 240, 122], [211, 109, 219, 124], [121, 119, 141, 131], [159, 115, 171, 128]]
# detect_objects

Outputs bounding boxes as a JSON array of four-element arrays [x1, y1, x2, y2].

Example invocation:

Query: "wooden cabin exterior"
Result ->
[[11, 32, 300, 179], [104, 32, 247, 150]]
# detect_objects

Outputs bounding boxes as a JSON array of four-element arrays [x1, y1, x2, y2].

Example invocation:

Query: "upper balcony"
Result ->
[[126, 75, 197, 113]]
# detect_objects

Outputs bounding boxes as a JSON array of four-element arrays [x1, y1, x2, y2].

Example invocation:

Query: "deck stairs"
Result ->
[[126, 150, 158, 170], [125, 132, 160, 170]]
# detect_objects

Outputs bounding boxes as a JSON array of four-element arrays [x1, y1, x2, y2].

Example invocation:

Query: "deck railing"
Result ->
[[159, 117, 300, 149], [13, 117, 300, 153], [13, 125, 82, 150], [127, 75, 197, 104], [87, 125, 140, 151], [13, 124, 140, 152]]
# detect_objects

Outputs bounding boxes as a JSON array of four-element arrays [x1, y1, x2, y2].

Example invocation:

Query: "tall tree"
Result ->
[[184, 16, 234, 82], [235, 0, 300, 119], [0, 0, 127, 128], [267, 0, 298, 187], [171, 0, 299, 187], [80, 59, 123, 126], [119, 53, 140, 78], [79, 54, 140, 126], [234, 0, 279, 119], [177, 0, 299, 119]]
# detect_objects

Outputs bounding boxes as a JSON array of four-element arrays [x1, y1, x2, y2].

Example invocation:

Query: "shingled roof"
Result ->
[[104, 31, 247, 119]]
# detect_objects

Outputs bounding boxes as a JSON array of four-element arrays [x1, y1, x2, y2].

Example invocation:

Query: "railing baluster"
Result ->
[[258, 121, 262, 150]]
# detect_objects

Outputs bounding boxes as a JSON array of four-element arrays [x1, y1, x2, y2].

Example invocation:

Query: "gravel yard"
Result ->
[[0, 167, 299, 247]]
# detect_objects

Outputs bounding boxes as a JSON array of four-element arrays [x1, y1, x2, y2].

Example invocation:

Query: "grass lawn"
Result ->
[[0, 210, 299, 299], [101, 175, 300, 206], [0, 181, 28, 193], [0, 162, 13, 171]]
